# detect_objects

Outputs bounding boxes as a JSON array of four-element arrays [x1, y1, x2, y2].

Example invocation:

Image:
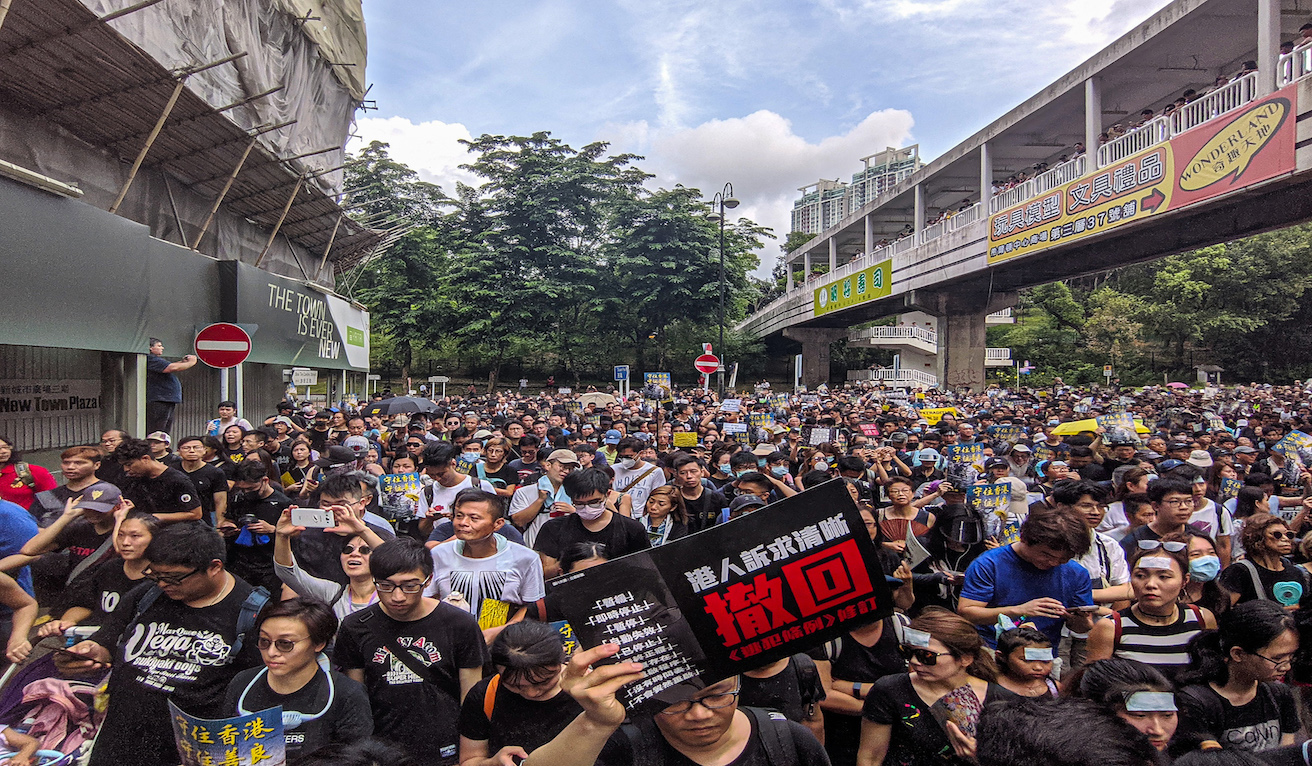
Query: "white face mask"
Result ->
[[575, 500, 607, 521], [619, 458, 637, 470]]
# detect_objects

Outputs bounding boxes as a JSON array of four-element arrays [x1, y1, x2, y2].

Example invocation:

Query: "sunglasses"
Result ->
[[344, 544, 372, 555], [1137, 540, 1187, 552], [257, 637, 309, 653], [899, 645, 954, 665], [1268, 531, 1297, 541]]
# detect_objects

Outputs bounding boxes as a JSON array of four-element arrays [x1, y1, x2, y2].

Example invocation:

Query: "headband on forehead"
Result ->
[[1023, 647, 1055, 661], [1124, 691, 1177, 713], [1136, 556, 1175, 571], [903, 628, 932, 648]]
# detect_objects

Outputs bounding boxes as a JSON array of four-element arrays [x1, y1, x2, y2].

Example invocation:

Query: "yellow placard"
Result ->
[[813, 259, 892, 316], [918, 407, 957, 425], [672, 432, 698, 448]]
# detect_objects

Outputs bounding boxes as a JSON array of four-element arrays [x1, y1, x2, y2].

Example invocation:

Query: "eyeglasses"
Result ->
[[1137, 540, 1187, 552], [1157, 498, 1192, 507], [374, 578, 429, 594], [1268, 530, 1297, 541], [899, 645, 956, 665], [144, 567, 202, 586], [257, 636, 310, 653], [344, 544, 372, 555], [658, 687, 740, 715], [1251, 651, 1293, 670]]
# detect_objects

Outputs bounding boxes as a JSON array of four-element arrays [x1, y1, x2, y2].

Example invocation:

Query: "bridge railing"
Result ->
[[985, 348, 1013, 362], [950, 202, 984, 229], [847, 368, 940, 388], [1279, 42, 1312, 86], [989, 180, 1036, 213], [1097, 116, 1172, 167], [918, 219, 948, 245], [1033, 156, 1086, 193], [1171, 73, 1257, 135], [850, 326, 938, 345]]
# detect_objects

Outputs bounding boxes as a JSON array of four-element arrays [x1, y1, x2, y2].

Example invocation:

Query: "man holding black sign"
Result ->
[[525, 643, 831, 766]]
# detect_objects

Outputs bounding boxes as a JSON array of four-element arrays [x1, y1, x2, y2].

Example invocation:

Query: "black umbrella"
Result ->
[[361, 396, 440, 419]]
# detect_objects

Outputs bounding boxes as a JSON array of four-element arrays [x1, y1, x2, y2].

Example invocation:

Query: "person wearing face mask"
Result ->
[[610, 437, 666, 515], [706, 446, 736, 490], [1180, 530, 1231, 617], [532, 468, 649, 579]]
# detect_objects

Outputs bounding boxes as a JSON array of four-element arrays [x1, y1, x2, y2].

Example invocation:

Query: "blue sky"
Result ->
[[355, 0, 1173, 275]]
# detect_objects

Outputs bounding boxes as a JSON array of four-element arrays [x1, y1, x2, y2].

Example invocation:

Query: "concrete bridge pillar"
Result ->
[[786, 263, 795, 291], [784, 327, 846, 390], [907, 290, 1018, 393]]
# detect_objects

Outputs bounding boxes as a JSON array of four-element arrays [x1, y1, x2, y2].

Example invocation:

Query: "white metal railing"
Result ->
[[918, 219, 947, 245], [985, 348, 1012, 361], [847, 368, 940, 388], [1171, 72, 1257, 135], [989, 180, 1035, 213], [1033, 155, 1086, 193], [1279, 42, 1312, 86], [950, 202, 984, 229], [1097, 115, 1172, 167], [987, 308, 1013, 319], [850, 326, 938, 345], [890, 236, 917, 255]]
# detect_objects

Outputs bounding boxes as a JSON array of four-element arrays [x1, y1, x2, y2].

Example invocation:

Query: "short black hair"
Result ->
[[421, 440, 458, 466], [369, 537, 433, 582], [977, 697, 1159, 766], [1050, 479, 1108, 507], [175, 435, 205, 449], [112, 438, 154, 464], [451, 488, 505, 520], [1018, 506, 1091, 557], [233, 460, 270, 484], [616, 436, 646, 454], [490, 621, 567, 687], [146, 522, 226, 568], [1147, 477, 1193, 503], [258, 597, 338, 648], [318, 472, 365, 502], [559, 542, 610, 572], [562, 467, 611, 502]]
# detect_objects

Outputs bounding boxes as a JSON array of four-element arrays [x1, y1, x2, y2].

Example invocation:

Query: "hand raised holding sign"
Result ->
[[560, 643, 645, 728]]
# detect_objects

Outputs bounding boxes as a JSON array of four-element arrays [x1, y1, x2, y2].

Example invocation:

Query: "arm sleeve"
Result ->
[[146, 355, 169, 373], [1068, 566, 1095, 607], [958, 555, 996, 604], [519, 549, 546, 603], [1175, 686, 1221, 741], [274, 559, 344, 604], [1274, 682, 1300, 734], [1219, 565, 1254, 602], [331, 618, 366, 670], [332, 673, 375, 741], [457, 678, 493, 742], [533, 521, 561, 559], [456, 613, 487, 668], [861, 676, 900, 724], [33, 467, 57, 493], [628, 519, 652, 551]]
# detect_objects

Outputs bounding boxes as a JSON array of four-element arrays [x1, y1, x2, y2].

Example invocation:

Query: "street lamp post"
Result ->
[[708, 183, 738, 395]]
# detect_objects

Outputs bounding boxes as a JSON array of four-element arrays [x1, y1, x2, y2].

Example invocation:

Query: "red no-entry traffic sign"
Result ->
[[194, 323, 252, 369], [694, 354, 720, 375]]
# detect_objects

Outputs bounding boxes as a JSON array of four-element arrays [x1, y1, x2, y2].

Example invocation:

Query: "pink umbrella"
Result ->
[[1167, 382, 1189, 389]]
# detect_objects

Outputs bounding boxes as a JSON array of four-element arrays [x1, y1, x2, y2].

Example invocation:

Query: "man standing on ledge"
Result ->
[[146, 337, 196, 435]]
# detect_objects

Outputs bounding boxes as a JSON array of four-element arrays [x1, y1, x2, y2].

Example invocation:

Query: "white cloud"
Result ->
[[353, 109, 915, 279], [603, 108, 916, 276], [350, 116, 480, 194]]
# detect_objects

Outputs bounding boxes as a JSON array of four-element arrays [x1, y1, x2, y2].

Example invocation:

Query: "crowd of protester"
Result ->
[[5, 379, 1312, 764]]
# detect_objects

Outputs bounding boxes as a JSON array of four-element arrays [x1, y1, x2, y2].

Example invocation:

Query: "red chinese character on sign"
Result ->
[[781, 539, 875, 618], [703, 573, 797, 646]]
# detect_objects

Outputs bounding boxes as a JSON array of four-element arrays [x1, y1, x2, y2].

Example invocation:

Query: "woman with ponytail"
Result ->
[[857, 607, 1012, 766], [1176, 600, 1299, 752]]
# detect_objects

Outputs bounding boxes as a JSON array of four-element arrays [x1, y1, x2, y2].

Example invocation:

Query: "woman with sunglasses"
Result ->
[[857, 607, 1010, 766], [225, 598, 373, 761], [275, 507, 385, 620], [1218, 513, 1309, 607], [1175, 600, 1299, 752], [1086, 537, 1217, 682]]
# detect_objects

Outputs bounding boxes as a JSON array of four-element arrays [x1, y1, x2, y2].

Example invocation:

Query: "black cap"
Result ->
[[277, 401, 294, 411], [313, 445, 356, 468]]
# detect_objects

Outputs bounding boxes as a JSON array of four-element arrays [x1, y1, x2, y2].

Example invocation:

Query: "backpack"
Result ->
[[621, 707, 797, 766], [120, 584, 270, 663]]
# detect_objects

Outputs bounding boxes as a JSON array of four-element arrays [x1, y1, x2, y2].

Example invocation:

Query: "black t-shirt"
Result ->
[[332, 602, 486, 764], [88, 578, 263, 766], [225, 488, 293, 591], [480, 462, 520, 490], [681, 487, 727, 533], [224, 668, 373, 760], [596, 709, 829, 766], [1076, 463, 1110, 482], [739, 655, 826, 724], [1219, 560, 1310, 605], [1178, 681, 1299, 752], [862, 674, 1015, 766], [95, 461, 129, 490], [809, 619, 908, 766], [508, 458, 544, 486], [307, 428, 331, 453], [532, 513, 651, 562], [457, 675, 583, 754], [119, 467, 201, 518], [65, 561, 146, 623], [290, 522, 397, 587], [183, 463, 229, 526], [52, 517, 112, 566]]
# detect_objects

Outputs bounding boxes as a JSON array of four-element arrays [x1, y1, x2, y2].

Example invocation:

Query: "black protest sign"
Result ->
[[549, 479, 891, 710]]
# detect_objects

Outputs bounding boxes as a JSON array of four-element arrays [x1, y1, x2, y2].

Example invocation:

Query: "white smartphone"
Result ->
[[291, 508, 334, 528]]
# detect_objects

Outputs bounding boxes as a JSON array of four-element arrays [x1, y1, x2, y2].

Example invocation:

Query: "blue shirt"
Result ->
[[0, 499, 37, 599], [959, 543, 1093, 647], [146, 353, 183, 403]]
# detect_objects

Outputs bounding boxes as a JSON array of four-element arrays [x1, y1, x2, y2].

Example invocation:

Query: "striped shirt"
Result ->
[[1112, 605, 1204, 679]]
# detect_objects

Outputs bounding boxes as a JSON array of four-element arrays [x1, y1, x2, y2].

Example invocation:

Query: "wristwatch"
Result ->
[[853, 681, 865, 699]]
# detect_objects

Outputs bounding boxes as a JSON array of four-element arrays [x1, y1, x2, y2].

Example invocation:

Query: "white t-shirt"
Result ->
[[425, 536, 545, 621], [1189, 498, 1233, 540], [1069, 531, 1130, 639], [421, 474, 496, 519], [1098, 501, 1131, 541], [510, 479, 570, 549], [612, 461, 666, 512]]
